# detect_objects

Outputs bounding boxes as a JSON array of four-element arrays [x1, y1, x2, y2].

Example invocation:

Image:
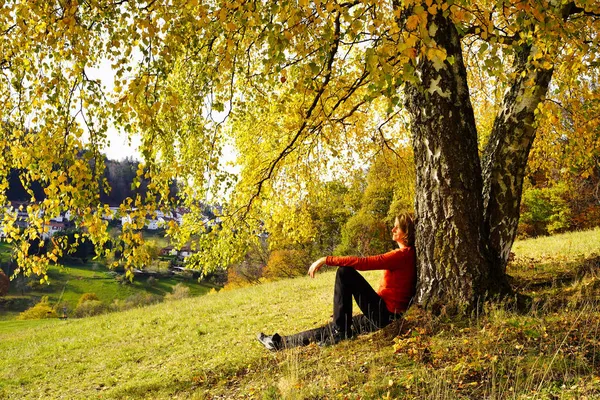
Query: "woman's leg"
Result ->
[[259, 267, 395, 351], [277, 321, 338, 348], [334, 267, 394, 337]]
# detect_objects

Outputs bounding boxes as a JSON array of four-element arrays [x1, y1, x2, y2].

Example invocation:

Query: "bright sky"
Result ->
[[85, 60, 141, 161]]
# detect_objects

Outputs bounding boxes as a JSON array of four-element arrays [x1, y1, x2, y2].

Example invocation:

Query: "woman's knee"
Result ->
[[336, 266, 357, 280]]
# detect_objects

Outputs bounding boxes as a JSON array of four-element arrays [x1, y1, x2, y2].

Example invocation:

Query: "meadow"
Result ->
[[1, 228, 599, 399], [0, 233, 216, 321]]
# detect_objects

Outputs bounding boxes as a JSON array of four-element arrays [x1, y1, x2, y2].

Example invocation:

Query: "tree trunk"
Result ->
[[403, 10, 494, 310], [482, 46, 554, 279]]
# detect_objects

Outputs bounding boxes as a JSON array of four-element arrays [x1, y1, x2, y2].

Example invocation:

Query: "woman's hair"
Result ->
[[396, 212, 415, 247]]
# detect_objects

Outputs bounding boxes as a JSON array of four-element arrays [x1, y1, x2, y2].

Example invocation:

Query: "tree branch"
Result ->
[[243, 12, 343, 218]]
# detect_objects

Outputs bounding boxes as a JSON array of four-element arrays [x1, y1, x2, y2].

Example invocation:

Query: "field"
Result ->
[[1, 228, 599, 399]]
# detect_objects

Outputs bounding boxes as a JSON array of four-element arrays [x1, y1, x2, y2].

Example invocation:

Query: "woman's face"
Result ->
[[392, 217, 405, 245]]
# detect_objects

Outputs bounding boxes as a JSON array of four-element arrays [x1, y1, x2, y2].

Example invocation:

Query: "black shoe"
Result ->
[[257, 332, 282, 351]]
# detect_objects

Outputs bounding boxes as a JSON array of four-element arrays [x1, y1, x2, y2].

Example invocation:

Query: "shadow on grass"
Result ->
[[107, 363, 265, 399], [510, 254, 600, 291], [508, 254, 600, 314]]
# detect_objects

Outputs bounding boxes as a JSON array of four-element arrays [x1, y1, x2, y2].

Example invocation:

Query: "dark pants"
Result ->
[[281, 267, 400, 348]]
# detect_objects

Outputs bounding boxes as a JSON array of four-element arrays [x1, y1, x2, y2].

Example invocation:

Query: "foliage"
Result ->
[[77, 293, 100, 307], [224, 176, 358, 288], [50, 230, 96, 263], [522, 73, 600, 235], [337, 149, 414, 256], [101, 158, 178, 206], [223, 238, 269, 290], [164, 283, 190, 301], [4, 157, 179, 207], [0, 269, 8, 297], [17, 296, 57, 320], [337, 213, 390, 256], [529, 72, 600, 187], [74, 299, 106, 318], [263, 249, 311, 280], [519, 183, 572, 237]]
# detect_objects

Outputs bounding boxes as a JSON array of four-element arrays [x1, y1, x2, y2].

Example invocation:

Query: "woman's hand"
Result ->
[[308, 257, 327, 278]]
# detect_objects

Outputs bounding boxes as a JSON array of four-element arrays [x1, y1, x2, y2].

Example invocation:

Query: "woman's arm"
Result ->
[[326, 248, 412, 271], [308, 257, 327, 278]]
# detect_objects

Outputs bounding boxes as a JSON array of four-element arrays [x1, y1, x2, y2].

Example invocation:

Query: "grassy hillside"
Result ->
[[0, 244, 216, 321], [1, 228, 600, 399]]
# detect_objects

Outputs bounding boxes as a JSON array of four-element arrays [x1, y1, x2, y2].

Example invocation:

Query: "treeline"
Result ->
[[101, 158, 178, 205], [5, 157, 178, 206]]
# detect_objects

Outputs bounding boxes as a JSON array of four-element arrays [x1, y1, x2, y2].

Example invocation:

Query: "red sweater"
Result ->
[[326, 247, 416, 314]]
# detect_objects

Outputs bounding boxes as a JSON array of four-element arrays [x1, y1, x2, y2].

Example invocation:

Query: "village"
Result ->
[[0, 201, 223, 269]]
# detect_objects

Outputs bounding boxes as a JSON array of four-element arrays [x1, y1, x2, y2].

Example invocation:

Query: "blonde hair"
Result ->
[[396, 212, 415, 247]]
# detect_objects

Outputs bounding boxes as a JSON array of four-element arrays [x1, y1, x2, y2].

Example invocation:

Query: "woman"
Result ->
[[257, 212, 416, 350]]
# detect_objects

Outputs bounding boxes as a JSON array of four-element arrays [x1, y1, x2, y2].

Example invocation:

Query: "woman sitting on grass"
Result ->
[[258, 212, 416, 350]]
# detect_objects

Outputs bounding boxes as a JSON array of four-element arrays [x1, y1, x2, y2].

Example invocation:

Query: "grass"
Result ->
[[1, 259, 215, 320], [1, 228, 600, 399], [0, 229, 213, 320], [512, 227, 600, 260]]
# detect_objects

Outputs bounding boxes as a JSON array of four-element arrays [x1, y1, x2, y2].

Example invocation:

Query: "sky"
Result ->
[[85, 60, 141, 161]]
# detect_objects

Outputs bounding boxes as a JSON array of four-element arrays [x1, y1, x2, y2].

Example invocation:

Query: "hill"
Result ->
[[1, 228, 600, 399], [0, 240, 218, 321]]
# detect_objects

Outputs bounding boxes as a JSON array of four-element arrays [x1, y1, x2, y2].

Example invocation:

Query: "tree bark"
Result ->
[[403, 10, 494, 310], [482, 48, 556, 282]]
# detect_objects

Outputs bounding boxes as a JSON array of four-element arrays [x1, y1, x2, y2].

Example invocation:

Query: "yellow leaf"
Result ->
[[218, 8, 227, 21], [406, 15, 420, 31]]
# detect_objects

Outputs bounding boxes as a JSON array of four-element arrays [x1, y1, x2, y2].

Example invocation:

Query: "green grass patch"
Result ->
[[512, 227, 600, 260], [2, 260, 215, 317]]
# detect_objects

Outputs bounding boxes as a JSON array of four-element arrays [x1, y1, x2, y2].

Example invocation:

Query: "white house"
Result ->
[[42, 221, 66, 240]]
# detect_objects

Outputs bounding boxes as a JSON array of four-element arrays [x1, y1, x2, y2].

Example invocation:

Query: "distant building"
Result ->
[[42, 221, 66, 240], [146, 219, 159, 230]]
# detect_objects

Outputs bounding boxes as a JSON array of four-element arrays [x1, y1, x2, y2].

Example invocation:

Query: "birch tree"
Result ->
[[1, 0, 598, 308]]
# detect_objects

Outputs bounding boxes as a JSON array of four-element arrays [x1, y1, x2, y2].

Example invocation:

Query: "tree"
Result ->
[[337, 146, 415, 256], [1, 1, 598, 309]]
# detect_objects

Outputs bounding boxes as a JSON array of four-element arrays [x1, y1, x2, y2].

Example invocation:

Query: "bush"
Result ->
[[165, 283, 190, 301], [74, 300, 106, 318], [0, 270, 9, 297], [17, 296, 57, 320], [263, 249, 311, 280], [77, 293, 100, 307], [519, 184, 572, 237]]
